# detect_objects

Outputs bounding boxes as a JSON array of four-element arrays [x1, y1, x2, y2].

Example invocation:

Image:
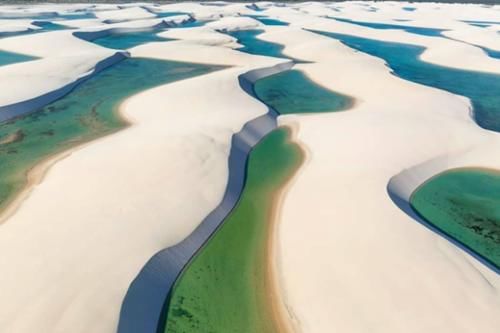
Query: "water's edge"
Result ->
[[0, 51, 129, 122], [116, 60, 294, 333], [387, 165, 500, 274]]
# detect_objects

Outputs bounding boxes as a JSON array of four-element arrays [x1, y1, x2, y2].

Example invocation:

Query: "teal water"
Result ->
[[155, 11, 188, 18], [331, 17, 445, 37], [0, 58, 224, 210], [32, 21, 69, 31], [254, 69, 352, 114], [403, 7, 417, 11], [462, 20, 500, 25], [226, 29, 306, 63], [247, 15, 289, 26], [91, 30, 171, 50], [312, 30, 500, 132], [468, 23, 491, 28], [0, 50, 37, 67]]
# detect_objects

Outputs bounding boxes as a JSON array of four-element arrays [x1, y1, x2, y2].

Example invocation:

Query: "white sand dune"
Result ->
[[257, 24, 500, 333], [0, 33, 285, 331], [0, 2, 499, 333], [94, 7, 156, 23], [265, 7, 500, 74], [0, 19, 40, 34], [0, 30, 125, 120]]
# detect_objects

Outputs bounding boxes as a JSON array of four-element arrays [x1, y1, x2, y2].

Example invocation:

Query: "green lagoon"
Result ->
[[254, 69, 352, 114], [164, 127, 303, 333], [411, 168, 500, 268], [0, 57, 222, 211]]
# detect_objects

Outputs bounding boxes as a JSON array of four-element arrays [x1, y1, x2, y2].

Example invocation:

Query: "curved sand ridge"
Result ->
[[0, 30, 127, 121], [118, 60, 293, 333], [1, 3, 500, 333], [0, 34, 288, 332], [256, 26, 500, 333], [265, 4, 500, 74]]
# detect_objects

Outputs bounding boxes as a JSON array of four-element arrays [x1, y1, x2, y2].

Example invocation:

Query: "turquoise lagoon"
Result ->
[[0, 50, 37, 67], [254, 69, 352, 114], [226, 29, 306, 63], [312, 30, 500, 132], [0, 58, 223, 210], [91, 30, 171, 50]]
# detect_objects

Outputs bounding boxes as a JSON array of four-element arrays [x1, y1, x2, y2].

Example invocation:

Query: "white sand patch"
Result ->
[[159, 27, 237, 47], [206, 15, 263, 31], [94, 7, 156, 23]]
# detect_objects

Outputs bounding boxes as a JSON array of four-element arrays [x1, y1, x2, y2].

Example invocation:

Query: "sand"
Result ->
[[0, 2, 500, 333]]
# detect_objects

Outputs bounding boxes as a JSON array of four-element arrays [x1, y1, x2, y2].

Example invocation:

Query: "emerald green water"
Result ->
[[254, 69, 353, 114], [0, 58, 223, 211], [0, 50, 37, 67], [164, 127, 303, 333], [411, 168, 500, 269]]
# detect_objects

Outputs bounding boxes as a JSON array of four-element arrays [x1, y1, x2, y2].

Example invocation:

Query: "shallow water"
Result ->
[[254, 69, 352, 114], [313, 30, 500, 132], [247, 15, 289, 26], [164, 127, 303, 333], [0, 57, 223, 211], [411, 168, 500, 269], [226, 29, 287, 59], [91, 30, 172, 50], [226, 29, 306, 63], [154, 11, 188, 18], [0, 50, 37, 67], [331, 17, 446, 37]]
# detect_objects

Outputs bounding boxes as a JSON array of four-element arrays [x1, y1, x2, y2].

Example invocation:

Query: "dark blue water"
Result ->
[[226, 29, 306, 63], [0, 50, 37, 67], [331, 17, 446, 37], [91, 30, 171, 50], [312, 30, 500, 132]]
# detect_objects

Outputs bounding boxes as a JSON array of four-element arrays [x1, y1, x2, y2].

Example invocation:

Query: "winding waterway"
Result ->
[[161, 66, 353, 331], [0, 57, 223, 213], [311, 30, 500, 132], [165, 127, 303, 333]]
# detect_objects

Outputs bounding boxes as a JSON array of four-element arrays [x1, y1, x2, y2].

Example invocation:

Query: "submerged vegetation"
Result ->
[[411, 168, 500, 268], [164, 127, 303, 333], [0, 58, 222, 212]]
